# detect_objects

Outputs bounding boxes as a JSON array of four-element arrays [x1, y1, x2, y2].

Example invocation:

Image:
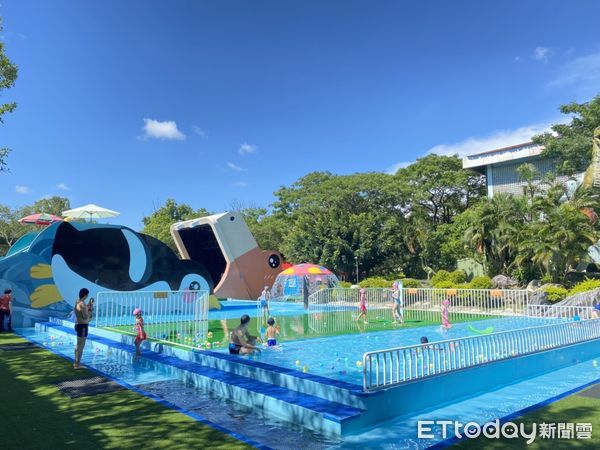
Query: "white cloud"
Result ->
[[233, 181, 249, 188], [548, 51, 600, 88], [386, 161, 412, 175], [15, 185, 31, 194], [533, 46, 551, 62], [227, 162, 247, 172], [140, 118, 186, 140], [193, 126, 207, 138], [56, 183, 70, 191], [426, 123, 554, 158], [239, 143, 257, 155]]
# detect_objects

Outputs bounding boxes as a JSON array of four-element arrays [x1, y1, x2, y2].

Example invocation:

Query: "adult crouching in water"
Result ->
[[229, 314, 262, 355], [73, 288, 91, 369]]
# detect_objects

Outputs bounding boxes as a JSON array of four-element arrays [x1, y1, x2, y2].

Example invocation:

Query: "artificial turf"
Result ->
[[454, 387, 600, 449], [0, 333, 252, 450]]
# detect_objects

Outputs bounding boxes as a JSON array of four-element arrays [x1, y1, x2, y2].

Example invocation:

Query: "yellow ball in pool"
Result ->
[[295, 360, 301, 366], [356, 361, 363, 367], [594, 360, 598, 367], [302, 365, 309, 373]]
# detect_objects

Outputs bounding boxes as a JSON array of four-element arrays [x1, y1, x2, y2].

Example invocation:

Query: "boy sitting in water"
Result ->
[[265, 317, 280, 346]]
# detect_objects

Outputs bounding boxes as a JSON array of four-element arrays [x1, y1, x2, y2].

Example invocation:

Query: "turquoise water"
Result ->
[[18, 328, 178, 385], [335, 353, 600, 448], [219, 316, 564, 384], [209, 300, 306, 320]]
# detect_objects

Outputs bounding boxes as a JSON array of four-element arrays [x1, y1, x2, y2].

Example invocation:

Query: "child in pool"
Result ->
[[265, 317, 280, 346], [133, 308, 147, 360], [441, 299, 452, 329], [357, 288, 368, 323]]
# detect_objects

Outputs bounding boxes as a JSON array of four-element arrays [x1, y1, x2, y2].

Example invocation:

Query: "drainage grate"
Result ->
[[55, 376, 125, 398], [0, 342, 38, 352], [576, 384, 600, 399]]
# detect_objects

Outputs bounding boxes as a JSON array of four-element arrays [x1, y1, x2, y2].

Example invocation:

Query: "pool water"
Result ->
[[218, 316, 563, 384]]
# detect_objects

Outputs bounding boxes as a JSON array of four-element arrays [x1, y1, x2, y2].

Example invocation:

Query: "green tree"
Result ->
[[533, 94, 600, 174], [141, 199, 210, 251], [394, 154, 485, 224], [1, 18, 19, 171]]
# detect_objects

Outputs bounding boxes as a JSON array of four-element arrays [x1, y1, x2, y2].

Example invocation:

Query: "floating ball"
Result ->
[[207, 331, 214, 339], [205, 342, 212, 349], [593, 360, 598, 367], [356, 361, 363, 367], [302, 365, 309, 373], [295, 360, 301, 366]]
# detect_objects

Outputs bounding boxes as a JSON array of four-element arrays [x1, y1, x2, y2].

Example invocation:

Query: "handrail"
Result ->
[[362, 317, 600, 392]]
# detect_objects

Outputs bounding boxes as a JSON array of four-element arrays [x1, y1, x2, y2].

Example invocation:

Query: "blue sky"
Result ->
[[1, 0, 600, 230]]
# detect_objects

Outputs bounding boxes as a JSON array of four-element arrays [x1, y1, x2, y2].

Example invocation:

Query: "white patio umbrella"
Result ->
[[62, 204, 120, 222]]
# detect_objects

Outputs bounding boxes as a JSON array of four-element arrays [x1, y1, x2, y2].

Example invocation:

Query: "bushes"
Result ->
[[431, 269, 467, 287], [359, 277, 393, 288], [338, 281, 352, 288], [543, 286, 569, 303], [465, 275, 493, 290], [400, 278, 421, 288], [569, 278, 600, 296]]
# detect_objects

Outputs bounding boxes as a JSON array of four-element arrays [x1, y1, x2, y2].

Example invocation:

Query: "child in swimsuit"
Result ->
[[265, 317, 279, 346], [441, 299, 451, 329], [357, 288, 368, 323], [133, 308, 147, 360]]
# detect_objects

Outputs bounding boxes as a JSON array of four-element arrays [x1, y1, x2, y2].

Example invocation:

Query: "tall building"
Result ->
[[462, 142, 584, 198]]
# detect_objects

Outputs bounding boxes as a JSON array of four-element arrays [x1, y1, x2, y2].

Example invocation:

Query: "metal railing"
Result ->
[[94, 290, 209, 348], [307, 288, 529, 333], [526, 304, 596, 320], [362, 317, 600, 392]]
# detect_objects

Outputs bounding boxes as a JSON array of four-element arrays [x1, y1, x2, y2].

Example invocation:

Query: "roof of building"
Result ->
[[462, 141, 544, 169]]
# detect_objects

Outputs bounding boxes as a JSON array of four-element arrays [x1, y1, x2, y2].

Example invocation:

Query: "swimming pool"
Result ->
[[219, 316, 564, 384]]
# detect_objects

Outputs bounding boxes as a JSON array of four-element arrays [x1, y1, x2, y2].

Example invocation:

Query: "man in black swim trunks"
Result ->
[[73, 288, 91, 369], [229, 314, 261, 355]]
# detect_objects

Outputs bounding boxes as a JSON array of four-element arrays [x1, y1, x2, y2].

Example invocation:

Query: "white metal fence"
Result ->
[[526, 304, 596, 320], [307, 288, 529, 333], [362, 317, 600, 392], [94, 290, 209, 348]]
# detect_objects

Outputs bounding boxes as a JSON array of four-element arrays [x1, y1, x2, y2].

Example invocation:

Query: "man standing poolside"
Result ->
[[0, 289, 13, 332], [229, 314, 261, 355], [73, 288, 91, 369]]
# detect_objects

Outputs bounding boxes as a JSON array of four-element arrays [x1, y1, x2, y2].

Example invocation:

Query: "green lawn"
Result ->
[[455, 387, 600, 448], [0, 333, 252, 450]]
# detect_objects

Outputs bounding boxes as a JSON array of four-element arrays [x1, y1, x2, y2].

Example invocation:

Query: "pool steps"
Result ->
[[38, 321, 366, 437]]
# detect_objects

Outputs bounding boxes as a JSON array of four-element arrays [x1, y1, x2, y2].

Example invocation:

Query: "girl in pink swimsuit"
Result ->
[[357, 288, 368, 323], [133, 308, 147, 360], [441, 299, 451, 329]]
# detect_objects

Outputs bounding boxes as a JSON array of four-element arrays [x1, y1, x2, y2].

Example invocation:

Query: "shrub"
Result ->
[[339, 281, 352, 288], [431, 270, 451, 287], [448, 270, 467, 285], [433, 280, 458, 289], [359, 277, 393, 288], [543, 286, 569, 303], [431, 269, 466, 287], [400, 278, 421, 288], [569, 278, 600, 296], [466, 275, 493, 290]]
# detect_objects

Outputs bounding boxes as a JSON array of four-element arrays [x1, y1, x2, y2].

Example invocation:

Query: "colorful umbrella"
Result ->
[[18, 213, 63, 226], [279, 263, 333, 276]]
